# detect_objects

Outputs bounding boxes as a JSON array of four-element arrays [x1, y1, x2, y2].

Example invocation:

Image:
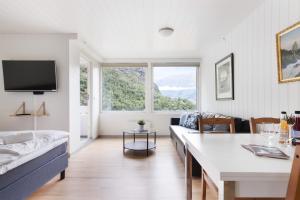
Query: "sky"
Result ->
[[281, 27, 300, 50], [153, 67, 196, 82]]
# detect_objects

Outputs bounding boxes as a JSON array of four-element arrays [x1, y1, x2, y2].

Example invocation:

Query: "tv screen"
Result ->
[[2, 60, 57, 92]]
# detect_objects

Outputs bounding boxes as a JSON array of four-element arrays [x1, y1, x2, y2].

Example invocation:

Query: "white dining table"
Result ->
[[183, 133, 294, 200]]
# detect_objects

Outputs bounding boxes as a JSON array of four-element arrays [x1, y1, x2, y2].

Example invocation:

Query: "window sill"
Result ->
[[100, 110, 196, 115]]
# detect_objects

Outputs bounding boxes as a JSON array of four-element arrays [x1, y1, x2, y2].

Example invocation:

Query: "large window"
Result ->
[[153, 66, 197, 111], [102, 66, 146, 111]]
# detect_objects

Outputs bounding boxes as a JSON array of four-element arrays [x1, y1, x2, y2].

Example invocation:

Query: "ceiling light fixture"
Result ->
[[159, 27, 174, 37]]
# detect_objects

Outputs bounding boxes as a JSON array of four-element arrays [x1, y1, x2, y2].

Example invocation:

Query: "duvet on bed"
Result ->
[[0, 130, 69, 175]]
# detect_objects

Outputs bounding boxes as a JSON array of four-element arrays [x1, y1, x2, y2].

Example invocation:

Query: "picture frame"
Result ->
[[276, 22, 300, 83], [215, 53, 234, 100]]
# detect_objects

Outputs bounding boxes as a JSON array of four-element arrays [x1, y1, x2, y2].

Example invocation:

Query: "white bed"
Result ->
[[0, 130, 69, 175]]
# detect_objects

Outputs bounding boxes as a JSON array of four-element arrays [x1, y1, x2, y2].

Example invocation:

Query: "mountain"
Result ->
[[160, 89, 196, 103], [156, 73, 196, 87], [155, 73, 197, 102]]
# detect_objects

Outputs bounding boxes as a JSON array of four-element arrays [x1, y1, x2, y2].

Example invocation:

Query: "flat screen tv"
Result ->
[[2, 60, 57, 93]]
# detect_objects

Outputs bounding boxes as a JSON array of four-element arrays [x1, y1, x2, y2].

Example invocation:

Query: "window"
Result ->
[[153, 66, 197, 111], [102, 66, 146, 111], [80, 60, 89, 107]]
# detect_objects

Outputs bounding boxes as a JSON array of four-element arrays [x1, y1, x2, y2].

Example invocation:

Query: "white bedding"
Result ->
[[0, 130, 69, 175]]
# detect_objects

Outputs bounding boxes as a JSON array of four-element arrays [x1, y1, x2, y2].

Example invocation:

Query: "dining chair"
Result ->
[[198, 117, 235, 200], [198, 117, 236, 133], [286, 145, 300, 200], [250, 117, 280, 134]]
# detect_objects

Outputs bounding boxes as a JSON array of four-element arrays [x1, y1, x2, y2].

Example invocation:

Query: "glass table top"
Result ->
[[124, 129, 156, 134]]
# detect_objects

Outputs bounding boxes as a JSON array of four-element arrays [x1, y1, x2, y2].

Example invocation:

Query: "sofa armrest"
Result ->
[[170, 118, 180, 125]]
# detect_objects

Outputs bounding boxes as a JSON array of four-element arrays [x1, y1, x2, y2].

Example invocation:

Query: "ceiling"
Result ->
[[0, 0, 263, 59]]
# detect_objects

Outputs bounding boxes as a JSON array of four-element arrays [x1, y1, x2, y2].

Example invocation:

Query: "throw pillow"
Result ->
[[184, 113, 200, 130], [179, 113, 188, 126]]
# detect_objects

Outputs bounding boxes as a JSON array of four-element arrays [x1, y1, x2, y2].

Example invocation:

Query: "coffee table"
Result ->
[[123, 130, 156, 156]]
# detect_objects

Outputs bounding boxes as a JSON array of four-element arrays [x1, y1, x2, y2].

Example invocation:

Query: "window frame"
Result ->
[[100, 63, 148, 113], [151, 63, 200, 114], [99, 62, 200, 114]]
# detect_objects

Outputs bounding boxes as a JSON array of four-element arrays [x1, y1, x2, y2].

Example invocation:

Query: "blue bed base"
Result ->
[[0, 143, 68, 200]]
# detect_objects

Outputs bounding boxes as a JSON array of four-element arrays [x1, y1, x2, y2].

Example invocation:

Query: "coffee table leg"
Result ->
[[123, 132, 125, 154], [147, 133, 149, 156], [134, 133, 135, 142]]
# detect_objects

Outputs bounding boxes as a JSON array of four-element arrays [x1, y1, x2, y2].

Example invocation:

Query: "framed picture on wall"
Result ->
[[215, 53, 234, 100], [276, 22, 300, 83]]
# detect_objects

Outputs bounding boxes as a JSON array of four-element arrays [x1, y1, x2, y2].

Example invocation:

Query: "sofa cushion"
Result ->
[[213, 124, 229, 132], [203, 125, 213, 131], [170, 112, 250, 133], [170, 117, 180, 125], [183, 113, 200, 130], [179, 113, 188, 126]]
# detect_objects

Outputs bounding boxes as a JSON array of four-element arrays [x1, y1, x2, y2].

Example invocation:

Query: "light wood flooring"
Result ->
[[29, 138, 216, 200]]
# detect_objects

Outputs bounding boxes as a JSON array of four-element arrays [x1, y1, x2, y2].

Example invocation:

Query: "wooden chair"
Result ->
[[286, 145, 300, 200], [199, 117, 235, 200], [198, 117, 236, 133], [250, 117, 280, 134], [202, 170, 218, 200]]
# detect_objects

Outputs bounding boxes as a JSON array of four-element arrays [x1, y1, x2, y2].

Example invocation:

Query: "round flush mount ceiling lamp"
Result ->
[[159, 27, 174, 37]]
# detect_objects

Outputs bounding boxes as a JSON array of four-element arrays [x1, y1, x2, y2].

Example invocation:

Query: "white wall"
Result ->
[[200, 0, 300, 119], [68, 39, 81, 152], [99, 112, 179, 136], [0, 34, 81, 153]]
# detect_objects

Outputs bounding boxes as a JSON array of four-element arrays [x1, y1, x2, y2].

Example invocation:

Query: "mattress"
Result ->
[[0, 142, 67, 189], [0, 130, 69, 175]]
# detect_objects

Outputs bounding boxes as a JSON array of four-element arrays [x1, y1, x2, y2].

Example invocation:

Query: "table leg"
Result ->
[[123, 132, 125, 154], [186, 149, 192, 200], [147, 133, 149, 156], [219, 181, 235, 200], [202, 173, 207, 200], [154, 131, 156, 146], [134, 133, 135, 142]]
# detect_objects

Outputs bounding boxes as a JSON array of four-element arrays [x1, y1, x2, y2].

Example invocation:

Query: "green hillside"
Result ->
[[99, 67, 195, 111], [102, 67, 145, 110]]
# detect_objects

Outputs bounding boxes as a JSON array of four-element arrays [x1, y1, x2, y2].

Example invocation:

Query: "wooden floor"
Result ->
[[29, 138, 216, 200]]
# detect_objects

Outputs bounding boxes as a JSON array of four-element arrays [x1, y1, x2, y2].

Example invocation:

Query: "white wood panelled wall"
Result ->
[[200, 0, 300, 119]]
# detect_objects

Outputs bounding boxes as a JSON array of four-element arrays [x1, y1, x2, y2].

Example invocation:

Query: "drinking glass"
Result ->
[[267, 123, 277, 146]]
